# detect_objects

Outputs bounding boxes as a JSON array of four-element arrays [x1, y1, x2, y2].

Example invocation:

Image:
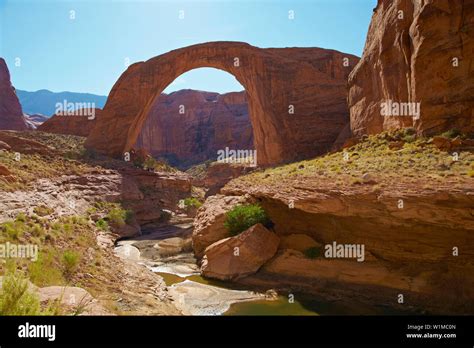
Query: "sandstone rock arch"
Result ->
[[86, 42, 358, 166]]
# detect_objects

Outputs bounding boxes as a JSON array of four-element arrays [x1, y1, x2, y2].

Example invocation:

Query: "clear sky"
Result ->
[[0, 0, 376, 96]]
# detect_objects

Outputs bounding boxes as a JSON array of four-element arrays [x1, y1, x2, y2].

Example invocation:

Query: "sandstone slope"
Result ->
[[38, 109, 102, 137]]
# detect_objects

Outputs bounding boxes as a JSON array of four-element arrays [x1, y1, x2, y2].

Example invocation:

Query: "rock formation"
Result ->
[[134, 90, 253, 167], [200, 223, 280, 280], [38, 109, 102, 137], [190, 162, 255, 197], [348, 0, 474, 137], [86, 42, 359, 166], [192, 194, 253, 258], [24, 114, 48, 129], [217, 166, 474, 313], [0, 58, 28, 131]]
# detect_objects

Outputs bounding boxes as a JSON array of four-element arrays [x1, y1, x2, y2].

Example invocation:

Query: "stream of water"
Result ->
[[114, 217, 375, 316]]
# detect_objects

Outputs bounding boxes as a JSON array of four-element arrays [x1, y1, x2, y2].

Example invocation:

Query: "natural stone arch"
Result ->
[[86, 41, 358, 166]]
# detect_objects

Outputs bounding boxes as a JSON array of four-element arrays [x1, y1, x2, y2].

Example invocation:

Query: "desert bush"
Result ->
[[0, 269, 41, 315], [0, 221, 25, 240], [224, 204, 271, 236], [441, 128, 462, 139], [106, 208, 133, 226], [183, 197, 202, 209], [143, 156, 158, 171], [96, 219, 109, 231], [28, 250, 65, 286], [33, 205, 54, 217], [62, 250, 80, 278]]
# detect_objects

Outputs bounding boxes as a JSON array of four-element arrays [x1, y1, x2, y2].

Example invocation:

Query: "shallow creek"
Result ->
[[113, 216, 357, 315]]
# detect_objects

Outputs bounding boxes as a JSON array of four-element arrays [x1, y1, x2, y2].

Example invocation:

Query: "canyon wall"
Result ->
[[0, 58, 28, 131], [134, 90, 253, 167], [348, 0, 474, 136]]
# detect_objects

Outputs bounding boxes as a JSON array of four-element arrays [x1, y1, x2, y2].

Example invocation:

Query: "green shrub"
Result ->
[[29, 251, 65, 287], [183, 197, 202, 209], [402, 134, 416, 143], [143, 156, 158, 171], [0, 269, 41, 315], [15, 213, 27, 223], [304, 247, 321, 259], [33, 205, 54, 217], [1, 221, 25, 240], [441, 128, 462, 139], [62, 250, 80, 278], [403, 127, 416, 136], [224, 204, 271, 236], [30, 223, 43, 237], [106, 208, 133, 226], [96, 219, 109, 231]]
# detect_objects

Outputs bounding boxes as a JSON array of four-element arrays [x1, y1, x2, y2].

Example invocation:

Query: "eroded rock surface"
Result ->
[[86, 42, 359, 165], [0, 58, 28, 131], [135, 90, 253, 167], [348, 0, 474, 136], [192, 194, 252, 258], [201, 223, 280, 281]]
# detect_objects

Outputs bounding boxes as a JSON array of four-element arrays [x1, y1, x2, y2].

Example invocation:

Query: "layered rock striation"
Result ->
[[134, 90, 253, 167], [86, 42, 359, 166], [348, 0, 474, 137]]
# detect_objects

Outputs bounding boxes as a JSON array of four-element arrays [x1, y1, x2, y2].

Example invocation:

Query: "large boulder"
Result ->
[[192, 194, 251, 258], [200, 223, 280, 281], [348, 0, 474, 136]]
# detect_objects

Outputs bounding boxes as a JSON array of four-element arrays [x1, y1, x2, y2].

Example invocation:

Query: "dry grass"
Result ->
[[233, 129, 473, 192], [0, 131, 92, 191]]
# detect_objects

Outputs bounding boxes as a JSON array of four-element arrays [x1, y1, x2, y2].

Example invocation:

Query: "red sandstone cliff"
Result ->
[[134, 90, 253, 167], [348, 0, 474, 137], [0, 58, 28, 131], [38, 109, 103, 137]]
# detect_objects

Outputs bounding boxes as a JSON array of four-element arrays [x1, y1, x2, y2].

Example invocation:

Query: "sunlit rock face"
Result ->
[[38, 109, 102, 137], [134, 90, 254, 168], [348, 0, 474, 137], [0, 58, 28, 131], [86, 41, 358, 166]]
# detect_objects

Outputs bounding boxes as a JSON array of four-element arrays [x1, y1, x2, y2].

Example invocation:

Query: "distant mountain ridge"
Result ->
[[16, 89, 107, 117]]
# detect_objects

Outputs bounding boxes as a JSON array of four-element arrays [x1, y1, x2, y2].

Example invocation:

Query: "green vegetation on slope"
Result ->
[[224, 204, 271, 236], [234, 129, 473, 190]]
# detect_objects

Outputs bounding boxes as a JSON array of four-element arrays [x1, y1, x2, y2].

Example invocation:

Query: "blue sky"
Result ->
[[0, 0, 376, 95]]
